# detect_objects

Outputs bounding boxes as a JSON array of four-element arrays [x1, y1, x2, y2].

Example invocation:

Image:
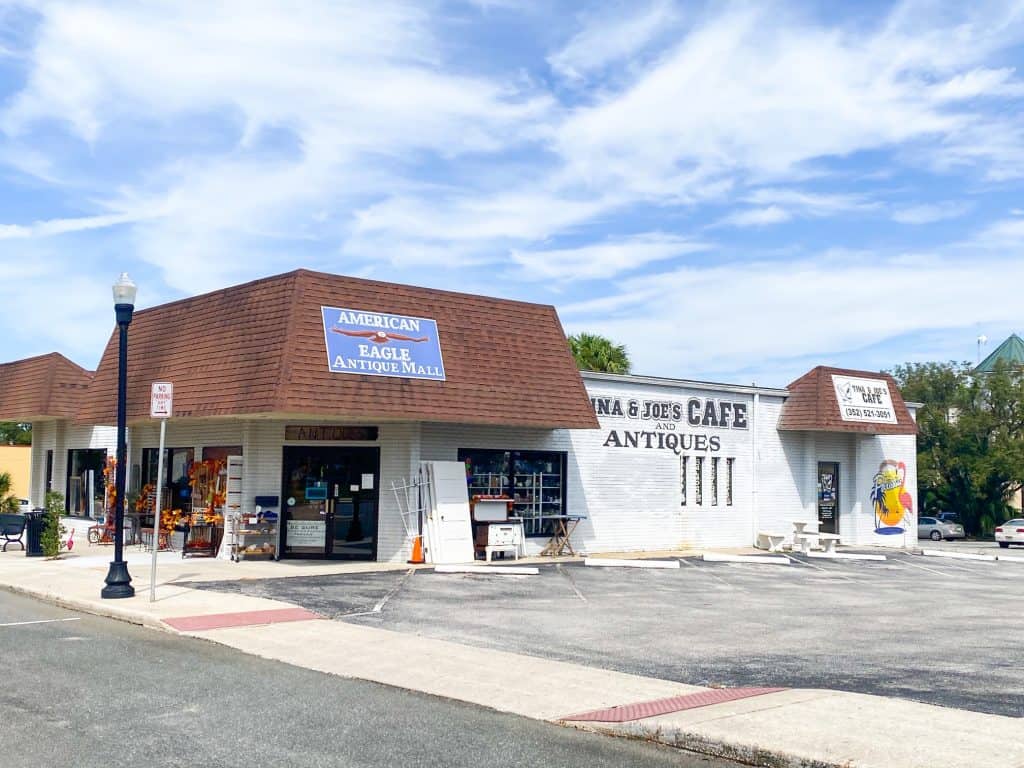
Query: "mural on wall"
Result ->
[[869, 460, 913, 534]]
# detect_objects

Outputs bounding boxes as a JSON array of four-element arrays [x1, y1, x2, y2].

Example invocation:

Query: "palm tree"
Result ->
[[568, 332, 632, 374], [0, 472, 20, 514]]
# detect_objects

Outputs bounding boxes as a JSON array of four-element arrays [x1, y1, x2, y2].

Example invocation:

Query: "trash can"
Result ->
[[24, 509, 46, 557]]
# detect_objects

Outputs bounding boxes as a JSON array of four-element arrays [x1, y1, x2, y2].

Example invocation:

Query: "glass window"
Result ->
[[461, 449, 509, 496], [513, 451, 566, 537], [726, 458, 734, 506], [142, 447, 194, 509], [458, 448, 567, 537], [695, 457, 704, 506], [711, 457, 719, 506]]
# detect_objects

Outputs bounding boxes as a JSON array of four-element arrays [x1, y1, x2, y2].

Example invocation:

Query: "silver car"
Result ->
[[918, 516, 966, 541]]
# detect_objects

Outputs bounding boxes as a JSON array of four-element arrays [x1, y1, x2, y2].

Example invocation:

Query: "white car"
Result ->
[[995, 519, 1024, 548]]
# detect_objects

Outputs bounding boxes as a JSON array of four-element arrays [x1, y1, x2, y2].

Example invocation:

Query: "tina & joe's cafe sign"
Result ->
[[591, 395, 748, 455]]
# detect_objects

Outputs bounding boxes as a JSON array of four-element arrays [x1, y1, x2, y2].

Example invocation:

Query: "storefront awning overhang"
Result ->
[[778, 366, 917, 435], [75, 269, 600, 430], [0, 352, 93, 422]]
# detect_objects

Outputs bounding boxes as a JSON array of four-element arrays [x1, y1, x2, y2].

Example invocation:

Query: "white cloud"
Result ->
[[891, 201, 971, 224], [714, 206, 791, 228], [929, 67, 1024, 102], [3, 0, 1024, 380], [0, 212, 144, 239], [554, 2, 1024, 199], [1, 0, 552, 292], [561, 245, 1024, 380], [548, 1, 679, 81], [0, 245, 114, 366], [744, 188, 877, 215], [510, 233, 708, 281], [714, 188, 878, 228], [970, 216, 1024, 248]]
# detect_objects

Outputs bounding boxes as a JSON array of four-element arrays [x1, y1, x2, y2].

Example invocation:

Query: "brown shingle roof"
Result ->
[[778, 366, 917, 435], [77, 269, 599, 429], [0, 353, 93, 421]]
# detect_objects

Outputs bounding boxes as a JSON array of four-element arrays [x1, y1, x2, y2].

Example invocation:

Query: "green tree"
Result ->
[[890, 360, 1024, 535], [568, 333, 631, 374], [0, 471, 20, 513], [0, 422, 31, 445]]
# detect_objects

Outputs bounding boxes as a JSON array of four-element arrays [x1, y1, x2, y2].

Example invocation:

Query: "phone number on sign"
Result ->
[[843, 407, 893, 419]]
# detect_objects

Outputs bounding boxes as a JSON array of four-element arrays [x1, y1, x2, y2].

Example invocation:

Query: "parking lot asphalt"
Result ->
[[184, 548, 1024, 718]]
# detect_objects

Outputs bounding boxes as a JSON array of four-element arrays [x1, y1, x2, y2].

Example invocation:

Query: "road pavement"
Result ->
[[0, 590, 733, 768]]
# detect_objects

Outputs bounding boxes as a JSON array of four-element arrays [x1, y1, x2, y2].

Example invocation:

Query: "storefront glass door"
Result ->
[[281, 446, 379, 560], [817, 462, 839, 535], [66, 449, 107, 519]]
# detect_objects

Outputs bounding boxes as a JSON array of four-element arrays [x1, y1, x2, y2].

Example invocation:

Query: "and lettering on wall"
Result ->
[[869, 459, 913, 535], [591, 395, 748, 456]]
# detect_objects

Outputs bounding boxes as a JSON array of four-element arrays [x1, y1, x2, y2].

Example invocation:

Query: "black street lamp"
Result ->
[[102, 272, 137, 599]]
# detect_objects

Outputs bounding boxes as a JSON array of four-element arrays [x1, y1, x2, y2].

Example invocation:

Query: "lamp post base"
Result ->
[[101, 561, 135, 599]]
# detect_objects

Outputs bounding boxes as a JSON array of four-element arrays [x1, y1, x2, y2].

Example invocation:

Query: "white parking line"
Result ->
[[557, 564, 587, 602], [909, 555, 983, 572], [894, 555, 957, 577], [0, 617, 80, 628], [681, 557, 750, 592], [783, 554, 862, 583]]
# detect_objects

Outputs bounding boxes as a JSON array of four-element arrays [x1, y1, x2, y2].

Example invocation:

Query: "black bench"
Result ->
[[0, 513, 26, 551]]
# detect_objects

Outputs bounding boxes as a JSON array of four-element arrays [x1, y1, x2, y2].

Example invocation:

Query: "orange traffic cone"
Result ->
[[407, 535, 425, 565]]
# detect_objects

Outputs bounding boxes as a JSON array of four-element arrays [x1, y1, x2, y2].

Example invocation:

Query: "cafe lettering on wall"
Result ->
[[591, 396, 748, 455]]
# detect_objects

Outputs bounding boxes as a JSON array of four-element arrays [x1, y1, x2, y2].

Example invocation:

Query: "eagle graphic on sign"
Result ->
[[332, 329, 428, 344]]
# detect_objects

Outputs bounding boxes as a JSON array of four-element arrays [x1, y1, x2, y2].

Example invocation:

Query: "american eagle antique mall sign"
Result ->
[[321, 307, 446, 381]]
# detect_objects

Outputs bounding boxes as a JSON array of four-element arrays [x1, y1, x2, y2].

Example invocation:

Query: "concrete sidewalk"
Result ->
[[1, 547, 1021, 768]]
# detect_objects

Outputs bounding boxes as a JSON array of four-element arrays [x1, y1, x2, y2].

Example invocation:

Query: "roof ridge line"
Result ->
[[274, 272, 304, 412], [40, 354, 57, 416]]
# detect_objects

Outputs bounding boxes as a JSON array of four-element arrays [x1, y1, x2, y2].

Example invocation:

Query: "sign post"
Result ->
[[149, 382, 172, 603]]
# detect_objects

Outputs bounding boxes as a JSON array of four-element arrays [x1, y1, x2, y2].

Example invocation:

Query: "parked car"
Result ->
[[918, 516, 966, 541], [995, 519, 1024, 548], [936, 512, 961, 524]]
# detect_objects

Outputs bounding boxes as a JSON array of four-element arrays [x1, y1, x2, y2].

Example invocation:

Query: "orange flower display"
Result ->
[[188, 459, 227, 515], [135, 484, 155, 513], [103, 456, 118, 516]]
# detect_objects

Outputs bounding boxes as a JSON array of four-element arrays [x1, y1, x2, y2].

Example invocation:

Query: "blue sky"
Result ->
[[1, 0, 1024, 386]]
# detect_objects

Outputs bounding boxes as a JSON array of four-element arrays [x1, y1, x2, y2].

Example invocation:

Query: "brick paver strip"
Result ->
[[163, 607, 322, 632], [560, 687, 787, 723]]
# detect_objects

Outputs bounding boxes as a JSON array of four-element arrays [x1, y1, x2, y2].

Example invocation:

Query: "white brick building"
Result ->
[[2, 271, 919, 563]]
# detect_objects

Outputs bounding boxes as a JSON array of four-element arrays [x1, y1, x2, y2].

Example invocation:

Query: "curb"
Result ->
[[4, 579, 827, 767], [0, 581, 171, 633], [582, 721, 850, 768]]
